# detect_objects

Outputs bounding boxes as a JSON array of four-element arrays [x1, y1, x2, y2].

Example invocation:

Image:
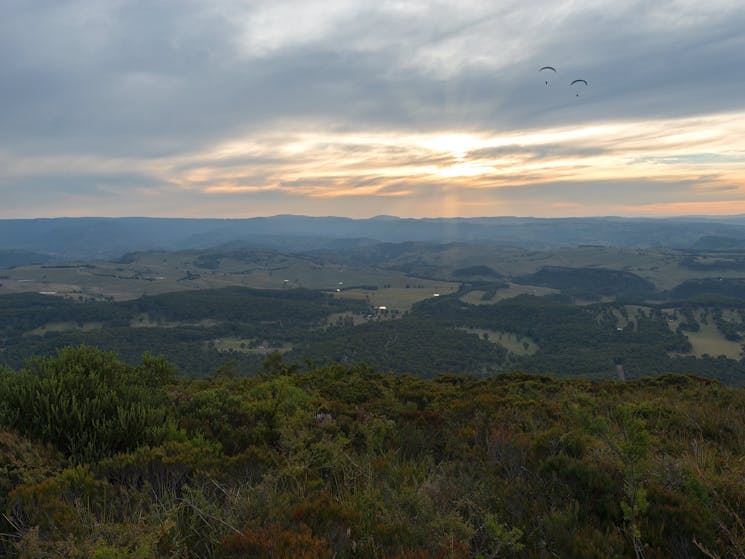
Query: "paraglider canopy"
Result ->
[[539, 66, 556, 85], [570, 79, 588, 96]]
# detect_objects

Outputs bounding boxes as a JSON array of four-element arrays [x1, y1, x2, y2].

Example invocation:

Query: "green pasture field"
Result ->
[[458, 290, 488, 305], [129, 315, 220, 328], [209, 338, 293, 355], [461, 327, 539, 356], [0, 250, 455, 302], [682, 321, 743, 360], [611, 307, 630, 328], [3, 246, 745, 303], [573, 296, 616, 306], [334, 284, 458, 313], [661, 308, 681, 331], [611, 306, 744, 360], [658, 308, 743, 360], [0, 264, 189, 300], [26, 321, 104, 336], [325, 311, 370, 327], [722, 308, 743, 323], [623, 305, 653, 328], [459, 283, 558, 305], [429, 245, 745, 290], [685, 309, 743, 360], [416, 245, 676, 283]]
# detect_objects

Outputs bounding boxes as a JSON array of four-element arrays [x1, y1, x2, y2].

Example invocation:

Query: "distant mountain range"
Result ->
[[1, 215, 745, 264]]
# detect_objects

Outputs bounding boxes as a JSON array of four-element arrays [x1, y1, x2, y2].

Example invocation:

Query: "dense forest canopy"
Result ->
[[3, 278, 743, 382]]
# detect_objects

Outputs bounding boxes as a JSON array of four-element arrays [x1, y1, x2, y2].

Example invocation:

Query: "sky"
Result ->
[[2, 0, 745, 219]]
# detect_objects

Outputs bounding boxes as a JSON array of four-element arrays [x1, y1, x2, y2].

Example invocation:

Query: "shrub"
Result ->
[[0, 346, 176, 463]]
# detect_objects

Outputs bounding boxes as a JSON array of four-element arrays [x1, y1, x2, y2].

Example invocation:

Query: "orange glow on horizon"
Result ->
[[5, 111, 745, 218], [175, 112, 745, 209]]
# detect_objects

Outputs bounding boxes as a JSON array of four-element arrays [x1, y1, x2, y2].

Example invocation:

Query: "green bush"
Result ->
[[0, 346, 176, 463]]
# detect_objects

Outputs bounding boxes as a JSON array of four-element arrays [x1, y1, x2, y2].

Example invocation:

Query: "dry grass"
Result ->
[[210, 338, 293, 355], [460, 328, 539, 356], [335, 285, 458, 313], [459, 283, 558, 305]]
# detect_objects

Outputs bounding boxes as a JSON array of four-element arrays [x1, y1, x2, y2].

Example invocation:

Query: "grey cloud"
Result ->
[[2, 0, 745, 218], [635, 153, 745, 165], [172, 155, 290, 173], [0, 171, 172, 217], [488, 178, 729, 206], [1, 172, 166, 196], [468, 144, 610, 161], [279, 174, 389, 189], [507, 5, 745, 127], [4, 0, 744, 159], [703, 183, 740, 193]]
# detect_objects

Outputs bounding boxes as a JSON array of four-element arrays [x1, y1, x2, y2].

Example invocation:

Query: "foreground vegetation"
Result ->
[[1, 346, 744, 557]]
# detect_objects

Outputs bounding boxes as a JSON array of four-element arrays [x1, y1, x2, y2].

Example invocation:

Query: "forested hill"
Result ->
[[3, 215, 745, 261], [2, 283, 745, 382], [1, 346, 744, 557]]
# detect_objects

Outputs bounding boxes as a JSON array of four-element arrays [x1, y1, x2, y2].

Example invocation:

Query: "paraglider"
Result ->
[[539, 66, 556, 86], [570, 79, 588, 96]]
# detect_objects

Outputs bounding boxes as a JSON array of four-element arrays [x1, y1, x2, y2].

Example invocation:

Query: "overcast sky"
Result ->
[[2, 0, 745, 218]]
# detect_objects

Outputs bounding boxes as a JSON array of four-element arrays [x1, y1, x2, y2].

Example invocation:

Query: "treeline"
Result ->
[[0, 288, 367, 374], [669, 278, 745, 301], [0, 287, 366, 332], [0, 249, 51, 269], [409, 294, 745, 381], [299, 318, 506, 376], [0, 323, 266, 376], [127, 286, 358, 323], [1, 346, 745, 557], [513, 266, 657, 299], [452, 265, 502, 279], [506, 264, 745, 305]]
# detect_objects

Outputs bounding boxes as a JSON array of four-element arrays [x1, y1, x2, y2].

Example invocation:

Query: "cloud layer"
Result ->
[[2, 0, 744, 217]]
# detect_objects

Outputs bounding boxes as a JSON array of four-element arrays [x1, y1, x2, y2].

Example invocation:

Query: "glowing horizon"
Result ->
[[6, 111, 743, 219]]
